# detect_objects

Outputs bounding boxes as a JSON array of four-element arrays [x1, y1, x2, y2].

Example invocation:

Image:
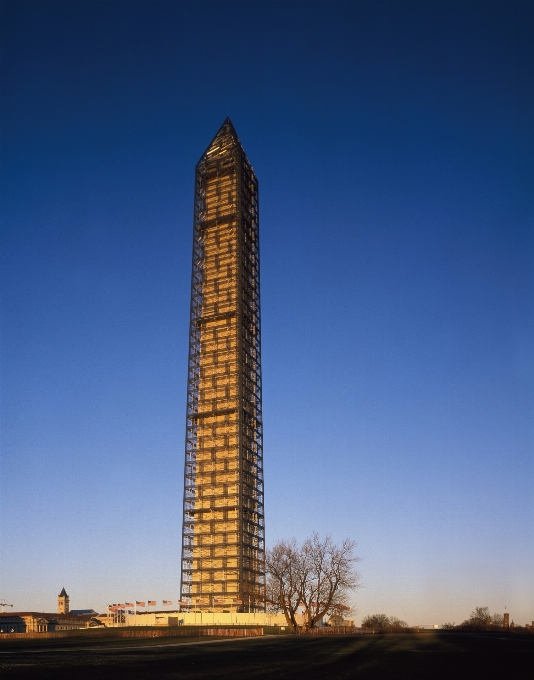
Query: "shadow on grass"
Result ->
[[1, 632, 533, 679]]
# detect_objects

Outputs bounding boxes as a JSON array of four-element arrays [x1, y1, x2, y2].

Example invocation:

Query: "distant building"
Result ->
[[58, 587, 69, 614], [0, 612, 100, 633], [327, 614, 354, 627], [70, 609, 98, 616]]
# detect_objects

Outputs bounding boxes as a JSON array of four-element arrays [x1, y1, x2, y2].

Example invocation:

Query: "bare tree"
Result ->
[[491, 613, 504, 627], [361, 614, 390, 630], [462, 606, 493, 629], [266, 533, 361, 632], [388, 616, 409, 630], [361, 614, 408, 631], [266, 538, 301, 631]]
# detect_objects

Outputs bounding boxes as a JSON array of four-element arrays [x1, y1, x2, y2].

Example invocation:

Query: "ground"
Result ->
[[1, 632, 533, 679]]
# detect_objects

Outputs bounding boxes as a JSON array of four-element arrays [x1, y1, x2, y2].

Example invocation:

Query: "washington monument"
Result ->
[[180, 119, 265, 612]]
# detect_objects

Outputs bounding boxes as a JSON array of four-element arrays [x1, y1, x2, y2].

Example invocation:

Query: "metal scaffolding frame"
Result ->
[[180, 119, 265, 612]]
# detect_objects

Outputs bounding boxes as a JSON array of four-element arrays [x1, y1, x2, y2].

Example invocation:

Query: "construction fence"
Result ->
[[0, 627, 264, 640]]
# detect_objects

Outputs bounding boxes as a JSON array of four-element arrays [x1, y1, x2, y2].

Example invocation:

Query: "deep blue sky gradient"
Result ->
[[1, 1, 533, 625]]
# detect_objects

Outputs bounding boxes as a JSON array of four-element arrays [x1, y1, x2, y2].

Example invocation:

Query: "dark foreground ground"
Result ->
[[1, 632, 533, 679]]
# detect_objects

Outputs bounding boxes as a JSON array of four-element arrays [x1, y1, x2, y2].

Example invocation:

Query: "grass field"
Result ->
[[1, 632, 533, 679]]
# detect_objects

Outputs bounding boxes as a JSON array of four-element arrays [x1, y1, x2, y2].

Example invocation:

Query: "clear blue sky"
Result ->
[[1, 1, 532, 625]]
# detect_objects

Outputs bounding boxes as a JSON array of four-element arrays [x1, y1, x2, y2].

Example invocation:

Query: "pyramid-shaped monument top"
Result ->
[[199, 117, 247, 165], [59, 587, 68, 597]]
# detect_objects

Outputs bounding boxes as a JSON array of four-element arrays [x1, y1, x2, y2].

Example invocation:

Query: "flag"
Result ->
[[177, 601, 189, 606], [148, 600, 156, 606], [127, 610, 134, 614], [214, 598, 225, 604], [195, 598, 208, 604], [136, 601, 145, 607], [162, 600, 172, 605], [232, 599, 243, 604], [125, 602, 134, 607]]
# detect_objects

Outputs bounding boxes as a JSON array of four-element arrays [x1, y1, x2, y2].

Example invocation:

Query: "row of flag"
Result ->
[[108, 599, 349, 612], [107, 600, 190, 612]]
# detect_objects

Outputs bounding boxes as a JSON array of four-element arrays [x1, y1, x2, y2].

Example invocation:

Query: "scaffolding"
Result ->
[[180, 119, 265, 612]]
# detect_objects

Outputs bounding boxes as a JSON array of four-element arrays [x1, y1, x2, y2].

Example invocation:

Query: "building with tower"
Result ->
[[57, 587, 69, 614], [180, 119, 265, 612]]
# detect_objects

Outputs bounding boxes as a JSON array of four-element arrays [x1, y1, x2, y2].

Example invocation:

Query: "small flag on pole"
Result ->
[[148, 601, 156, 606], [162, 600, 172, 605], [125, 602, 134, 607], [136, 601, 145, 607]]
